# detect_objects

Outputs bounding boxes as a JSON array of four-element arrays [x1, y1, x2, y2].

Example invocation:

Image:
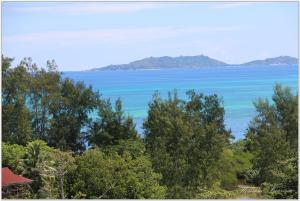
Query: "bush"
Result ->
[[220, 172, 238, 190], [196, 186, 241, 199], [2, 143, 26, 173], [243, 169, 260, 185], [69, 148, 166, 199]]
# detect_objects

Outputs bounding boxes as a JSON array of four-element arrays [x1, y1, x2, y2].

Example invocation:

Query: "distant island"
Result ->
[[241, 56, 298, 66], [89, 55, 298, 71]]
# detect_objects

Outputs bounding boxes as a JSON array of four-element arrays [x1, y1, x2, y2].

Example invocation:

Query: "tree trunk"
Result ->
[[60, 174, 64, 199]]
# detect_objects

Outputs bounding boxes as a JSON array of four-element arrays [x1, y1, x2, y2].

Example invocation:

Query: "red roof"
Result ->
[[2, 167, 33, 187]]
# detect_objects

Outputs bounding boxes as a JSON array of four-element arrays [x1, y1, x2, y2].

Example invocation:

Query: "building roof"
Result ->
[[2, 167, 33, 187]]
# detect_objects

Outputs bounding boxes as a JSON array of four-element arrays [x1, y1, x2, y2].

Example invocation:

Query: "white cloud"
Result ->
[[3, 26, 247, 46], [10, 2, 167, 15]]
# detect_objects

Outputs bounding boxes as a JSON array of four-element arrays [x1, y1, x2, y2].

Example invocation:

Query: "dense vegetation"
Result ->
[[245, 84, 298, 198], [2, 56, 298, 199]]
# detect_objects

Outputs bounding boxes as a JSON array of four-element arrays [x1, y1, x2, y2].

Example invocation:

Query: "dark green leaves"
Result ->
[[88, 98, 138, 148], [246, 84, 298, 198], [144, 91, 231, 198]]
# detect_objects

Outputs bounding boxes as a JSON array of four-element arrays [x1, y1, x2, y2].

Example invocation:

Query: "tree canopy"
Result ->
[[143, 90, 232, 198], [2, 56, 298, 199]]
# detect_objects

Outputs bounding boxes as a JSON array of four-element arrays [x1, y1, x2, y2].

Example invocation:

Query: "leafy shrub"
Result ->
[[220, 172, 238, 190], [2, 143, 26, 173], [243, 168, 260, 185]]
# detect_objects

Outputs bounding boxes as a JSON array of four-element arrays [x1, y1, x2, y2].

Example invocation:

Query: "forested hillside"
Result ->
[[2, 56, 298, 199]]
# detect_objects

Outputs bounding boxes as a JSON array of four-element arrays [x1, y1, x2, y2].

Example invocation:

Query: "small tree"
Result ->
[[89, 98, 138, 148], [20, 140, 54, 196], [39, 150, 75, 198]]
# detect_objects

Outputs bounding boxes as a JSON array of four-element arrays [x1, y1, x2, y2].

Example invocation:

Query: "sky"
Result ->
[[2, 2, 298, 71]]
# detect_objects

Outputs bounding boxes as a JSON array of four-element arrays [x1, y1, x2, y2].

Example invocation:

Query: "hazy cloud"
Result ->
[[10, 3, 169, 15], [3, 26, 247, 46]]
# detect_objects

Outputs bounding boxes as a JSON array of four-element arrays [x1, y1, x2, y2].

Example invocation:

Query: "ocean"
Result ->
[[62, 65, 298, 139]]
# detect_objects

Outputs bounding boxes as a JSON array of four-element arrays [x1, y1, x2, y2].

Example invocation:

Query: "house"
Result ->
[[2, 167, 33, 198]]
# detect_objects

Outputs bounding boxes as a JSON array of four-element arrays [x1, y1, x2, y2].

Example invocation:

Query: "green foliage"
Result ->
[[69, 148, 166, 199], [2, 98, 33, 145], [2, 57, 101, 151], [2, 57, 30, 104], [246, 84, 298, 198], [2, 57, 33, 145], [89, 98, 138, 148], [3, 140, 76, 199], [20, 140, 55, 195], [2, 143, 26, 173], [217, 149, 238, 190], [104, 138, 146, 159], [38, 149, 76, 199], [262, 157, 298, 199], [243, 169, 260, 185], [214, 140, 255, 190], [26, 58, 61, 141], [49, 78, 100, 151], [196, 187, 240, 199], [230, 140, 254, 183], [1, 56, 297, 199], [272, 84, 298, 150], [144, 90, 231, 198]]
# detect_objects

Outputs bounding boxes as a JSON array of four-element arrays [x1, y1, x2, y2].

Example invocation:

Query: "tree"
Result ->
[[216, 141, 253, 190], [2, 56, 33, 145], [20, 140, 54, 195], [39, 150, 75, 199], [49, 79, 100, 151], [230, 140, 254, 184], [144, 90, 231, 198], [2, 98, 33, 145], [272, 84, 298, 151], [2, 56, 30, 105], [2, 56, 102, 151], [246, 84, 298, 198], [2, 55, 14, 104], [2, 142, 76, 199], [69, 148, 166, 199], [88, 98, 138, 148], [25, 59, 61, 141]]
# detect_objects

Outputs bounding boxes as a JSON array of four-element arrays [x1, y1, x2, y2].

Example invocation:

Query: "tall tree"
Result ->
[[144, 90, 231, 198], [25, 59, 61, 141], [246, 84, 298, 198], [49, 78, 100, 151], [2, 56, 33, 145]]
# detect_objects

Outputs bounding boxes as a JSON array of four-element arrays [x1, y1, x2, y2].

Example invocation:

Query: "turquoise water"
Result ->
[[62, 65, 298, 139]]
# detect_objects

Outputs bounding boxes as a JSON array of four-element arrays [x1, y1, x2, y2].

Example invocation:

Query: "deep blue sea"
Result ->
[[62, 65, 298, 139]]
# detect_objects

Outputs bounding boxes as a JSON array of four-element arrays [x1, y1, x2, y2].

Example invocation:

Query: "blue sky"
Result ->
[[2, 2, 298, 71]]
